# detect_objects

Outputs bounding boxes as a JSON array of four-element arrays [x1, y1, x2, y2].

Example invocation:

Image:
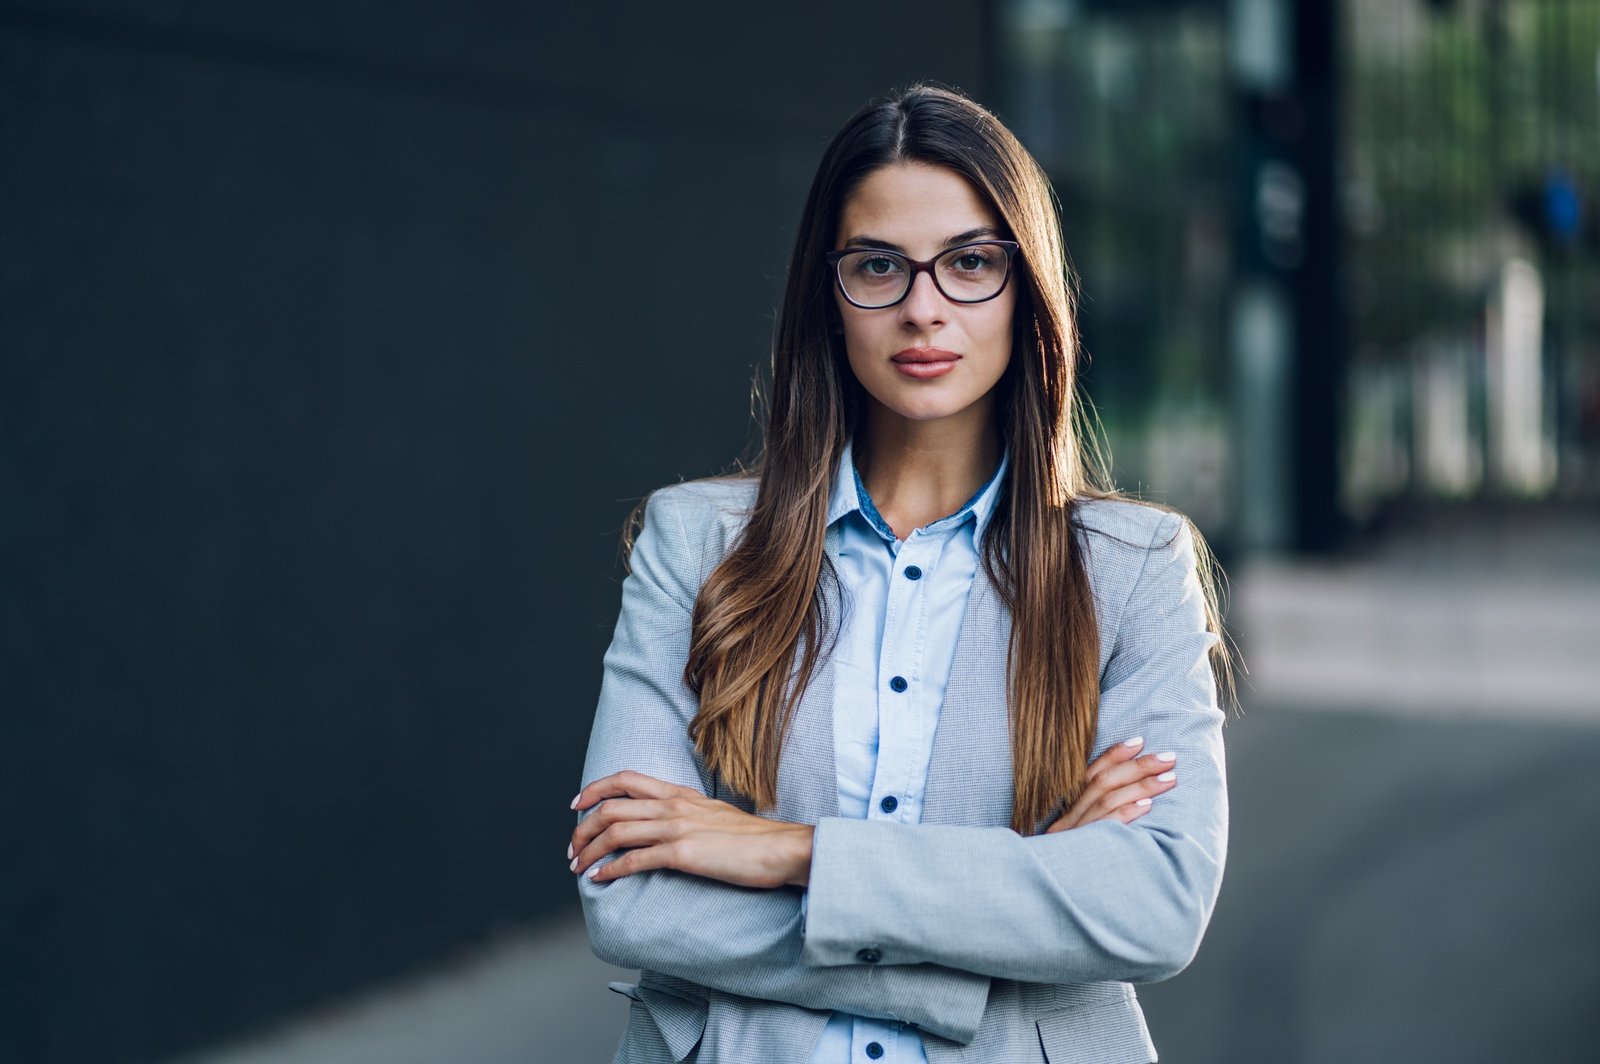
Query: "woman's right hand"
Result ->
[[1044, 737, 1177, 833]]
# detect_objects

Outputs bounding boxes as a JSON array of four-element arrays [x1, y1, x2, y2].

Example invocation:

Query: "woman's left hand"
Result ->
[[569, 770, 814, 889], [1044, 736, 1177, 833]]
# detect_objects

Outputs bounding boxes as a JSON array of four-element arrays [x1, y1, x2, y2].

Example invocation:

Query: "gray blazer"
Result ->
[[577, 477, 1227, 1063]]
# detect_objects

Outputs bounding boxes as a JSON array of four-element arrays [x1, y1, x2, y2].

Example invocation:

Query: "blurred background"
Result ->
[[3, 0, 1596, 1061]]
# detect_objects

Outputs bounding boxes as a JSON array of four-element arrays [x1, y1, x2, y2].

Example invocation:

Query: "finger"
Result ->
[[572, 770, 693, 812], [583, 838, 686, 884], [1113, 798, 1155, 825], [1057, 753, 1179, 832], [1063, 740, 1147, 830], [1084, 736, 1145, 785], [1049, 797, 1086, 833], [1088, 751, 1179, 794], [572, 818, 679, 877], [569, 797, 680, 856], [1094, 769, 1178, 821], [573, 771, 685, 809]]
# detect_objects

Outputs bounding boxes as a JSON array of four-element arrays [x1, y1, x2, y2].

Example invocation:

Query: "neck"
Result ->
[[853, 398, 1003, 538]]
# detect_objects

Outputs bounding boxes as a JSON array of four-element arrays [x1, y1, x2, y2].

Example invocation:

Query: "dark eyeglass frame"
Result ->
[[824, 239, 1023, 309]]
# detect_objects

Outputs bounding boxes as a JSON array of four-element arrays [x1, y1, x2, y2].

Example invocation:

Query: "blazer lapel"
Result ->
[[773, 523, 843, 824], [922, 565, 1016, 829]]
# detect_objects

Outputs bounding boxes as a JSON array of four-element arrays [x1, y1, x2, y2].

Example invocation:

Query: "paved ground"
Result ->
[[167, 915, 634, 1064], [1138, 707, 1600, 1063], [173, 507, 1600, 1064], [1228, 508, 1600, 723]]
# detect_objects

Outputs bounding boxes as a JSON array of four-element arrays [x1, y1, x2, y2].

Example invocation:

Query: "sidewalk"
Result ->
[[1230, 505, 1600, 721], [166, 914, 632, 1064]]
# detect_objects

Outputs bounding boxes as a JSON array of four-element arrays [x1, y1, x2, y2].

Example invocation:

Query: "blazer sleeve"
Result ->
[[800, 510, 1228, 985], [576, 487, 992, 1044]]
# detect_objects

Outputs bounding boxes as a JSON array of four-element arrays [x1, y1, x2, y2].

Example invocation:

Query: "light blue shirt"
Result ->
[[803, 436, 1009, 1064]]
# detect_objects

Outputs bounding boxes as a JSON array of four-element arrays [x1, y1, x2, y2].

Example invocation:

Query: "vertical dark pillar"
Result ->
[[1291, 0, 1346, 551], [1230, 0, 1346, 553]]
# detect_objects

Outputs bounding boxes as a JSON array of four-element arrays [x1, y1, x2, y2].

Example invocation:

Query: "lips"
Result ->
[[891, 347, 961, 364], [890, 347, 960, 380]]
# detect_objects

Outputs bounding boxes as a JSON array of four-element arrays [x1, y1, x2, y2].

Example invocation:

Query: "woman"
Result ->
[[570, 82, 1231, 1063]]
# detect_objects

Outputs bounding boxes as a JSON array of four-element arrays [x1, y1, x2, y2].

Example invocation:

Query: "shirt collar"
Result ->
[[827, 436, 1010, 544]]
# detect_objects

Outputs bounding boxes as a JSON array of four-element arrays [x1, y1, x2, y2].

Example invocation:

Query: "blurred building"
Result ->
[[1340, 0, 1600, 514], [994, 0, 1600, 554]]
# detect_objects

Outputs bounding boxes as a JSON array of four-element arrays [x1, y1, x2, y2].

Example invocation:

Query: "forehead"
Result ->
[[835, 163, 1000, 250]]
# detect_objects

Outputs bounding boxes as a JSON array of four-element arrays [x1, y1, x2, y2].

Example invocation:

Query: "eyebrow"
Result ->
[[841, 226, 1003, 254]]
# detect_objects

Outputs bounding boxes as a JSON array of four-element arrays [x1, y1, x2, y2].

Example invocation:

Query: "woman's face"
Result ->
[[832, 162, 1016, 429]]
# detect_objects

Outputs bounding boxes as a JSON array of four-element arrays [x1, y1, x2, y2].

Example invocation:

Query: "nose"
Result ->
[[897, 267, 947, 327]]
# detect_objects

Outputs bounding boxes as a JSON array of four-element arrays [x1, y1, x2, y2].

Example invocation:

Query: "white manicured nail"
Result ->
[[1123, 736, 1144, 748], [570, 794, 582, 809], [566, 842, 574, 861], [1156, 751, 1177, 763], [1157, 771, 1176, 783], [569, 857, 578, 872], [585, 864, 601, 879], [1136, 797, 1153, 807]]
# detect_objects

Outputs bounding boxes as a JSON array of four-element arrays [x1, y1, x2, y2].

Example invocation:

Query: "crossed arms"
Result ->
[[574, 488, 1227, 1045]]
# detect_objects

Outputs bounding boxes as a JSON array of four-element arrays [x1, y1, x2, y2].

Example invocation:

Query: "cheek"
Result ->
[[980, 302, 1018, 360], [837, 310, 880, 368]]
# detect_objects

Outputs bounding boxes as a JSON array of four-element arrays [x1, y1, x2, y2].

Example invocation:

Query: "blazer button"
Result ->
[[856, 947, 882, 964]]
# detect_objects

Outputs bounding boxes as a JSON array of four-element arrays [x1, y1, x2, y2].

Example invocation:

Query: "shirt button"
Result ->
[[856, 947, 881, 964], [880, 795, 898, 813], [904, 565, 922, 580], [866, 1043, 885, 1060], [888, 675, 908, 693]]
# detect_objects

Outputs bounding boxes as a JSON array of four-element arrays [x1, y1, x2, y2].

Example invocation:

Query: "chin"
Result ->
[[902, 404, 972, 422], [871, 389, 982, 423]]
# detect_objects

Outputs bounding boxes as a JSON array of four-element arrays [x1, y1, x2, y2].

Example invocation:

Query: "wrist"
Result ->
[[784, 825, 815, 888]]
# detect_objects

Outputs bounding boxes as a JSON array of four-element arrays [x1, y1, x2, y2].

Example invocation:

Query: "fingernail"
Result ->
[[570, 793, 581, 810], [566, 842, 574, 861], [1136, 797, 1153, 807], [1122, 736, 1144, 748], [569, 856, 578, 872], [585, 864, 601, 879], [1157, 770, 1176, 783], [1156, 751, 1177, 763]]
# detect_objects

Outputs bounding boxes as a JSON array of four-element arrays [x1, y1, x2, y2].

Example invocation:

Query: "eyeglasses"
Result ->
[[825, 239, 1022, 309]]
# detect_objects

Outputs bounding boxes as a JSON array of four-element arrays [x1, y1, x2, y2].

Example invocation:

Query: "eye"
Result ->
[[857, 255, 902, 276], [951, 249, 995, 272]]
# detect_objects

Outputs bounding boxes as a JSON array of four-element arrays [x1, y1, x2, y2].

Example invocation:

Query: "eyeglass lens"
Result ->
[[836, 243, 1011, 307]]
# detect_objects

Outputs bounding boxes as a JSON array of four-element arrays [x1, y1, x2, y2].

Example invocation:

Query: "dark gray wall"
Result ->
[[0, 4, 989, 1061]]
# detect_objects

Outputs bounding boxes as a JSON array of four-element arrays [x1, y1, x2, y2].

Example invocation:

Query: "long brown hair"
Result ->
[[632, 82, 1232, 834]]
